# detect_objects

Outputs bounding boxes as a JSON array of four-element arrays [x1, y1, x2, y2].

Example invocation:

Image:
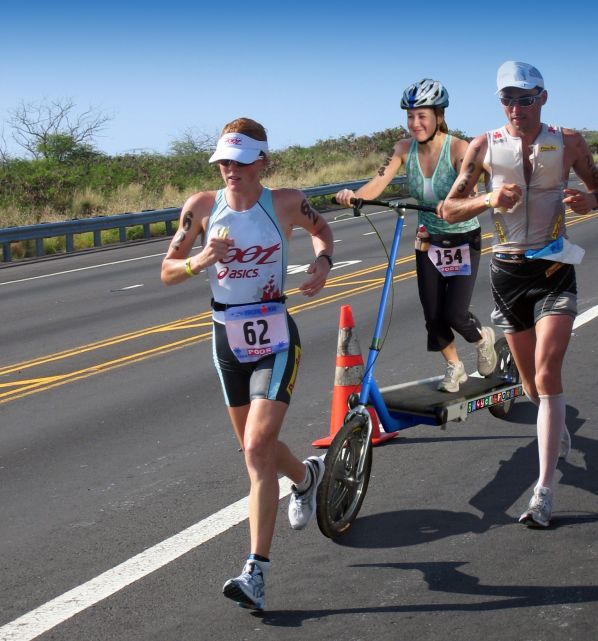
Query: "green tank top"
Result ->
[[406, 135, 480, 235]]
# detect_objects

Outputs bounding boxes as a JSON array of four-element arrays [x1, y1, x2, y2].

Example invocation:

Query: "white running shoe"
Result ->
[[222, 559, 268, 610], [288, 456, 325, 530], [438, 360, 467, 393], [476, 326, 498, 376], [519, 486, 553, 528]]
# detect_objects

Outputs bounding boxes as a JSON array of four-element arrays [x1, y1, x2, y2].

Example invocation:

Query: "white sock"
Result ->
[[295, 462, 313, 492], [536, 393, 566, 490]]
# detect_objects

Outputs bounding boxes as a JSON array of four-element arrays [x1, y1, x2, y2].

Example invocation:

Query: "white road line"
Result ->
[[110, 284, 144, 291], [0, 252, 167, 287], [0, 478, 295, 641], [573, 305, 598, 329]]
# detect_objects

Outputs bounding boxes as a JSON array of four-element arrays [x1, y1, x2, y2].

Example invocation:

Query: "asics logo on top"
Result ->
[[220, 243, 281, 265]]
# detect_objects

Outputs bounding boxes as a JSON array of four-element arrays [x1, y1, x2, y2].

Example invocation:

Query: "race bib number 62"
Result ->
[[224, 302, 290, 363]]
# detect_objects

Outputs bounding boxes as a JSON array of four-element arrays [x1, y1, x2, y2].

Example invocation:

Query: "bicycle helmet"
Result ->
[[401, 79, 449, 110]]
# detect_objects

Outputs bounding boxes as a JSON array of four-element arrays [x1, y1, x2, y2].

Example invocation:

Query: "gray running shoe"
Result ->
[[476, 326, 498, 376], [288, 456, 325, 530], [438, 360, 467, 393], [559, 426, 571, 460], [519, 486, 553, 528], [222, 559, 267, 610]]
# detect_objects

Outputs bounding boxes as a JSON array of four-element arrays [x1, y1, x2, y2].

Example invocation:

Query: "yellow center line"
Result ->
[[0, 313, 214, 376], [0, 333, 213, 404]]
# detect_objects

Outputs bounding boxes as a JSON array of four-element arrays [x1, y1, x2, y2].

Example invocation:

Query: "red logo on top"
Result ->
[[493, 131, 504, 140], [221, 243, 281, 265]]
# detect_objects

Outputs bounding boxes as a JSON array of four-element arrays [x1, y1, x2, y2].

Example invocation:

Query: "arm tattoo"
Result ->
[[377, 156, 393, 177], [172, 229, 186, 250], [456, 163, 475, 193], [172, 210, 194, 250], [300, 199, 320, 224], [456, 145, 481, 194], [182, 210, 193, 230]]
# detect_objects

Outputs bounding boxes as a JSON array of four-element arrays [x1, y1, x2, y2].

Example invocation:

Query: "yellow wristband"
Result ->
[[185, 257, 196, 277], [484, 192, 493, 208]]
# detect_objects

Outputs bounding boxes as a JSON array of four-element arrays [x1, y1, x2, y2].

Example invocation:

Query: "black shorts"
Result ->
[[212, 313, 301, 407], [490, 256, 577, 333]]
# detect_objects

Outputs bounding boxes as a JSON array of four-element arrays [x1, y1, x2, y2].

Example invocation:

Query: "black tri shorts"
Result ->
[[212, 312, 301, 407], [490, 256, 577, 333]]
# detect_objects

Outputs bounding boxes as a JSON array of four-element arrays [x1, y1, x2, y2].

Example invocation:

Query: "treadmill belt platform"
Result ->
[[379, 375, 523, 425]]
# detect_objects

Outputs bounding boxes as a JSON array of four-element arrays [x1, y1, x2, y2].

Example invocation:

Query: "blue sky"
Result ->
[[1, 1, 596, 158]]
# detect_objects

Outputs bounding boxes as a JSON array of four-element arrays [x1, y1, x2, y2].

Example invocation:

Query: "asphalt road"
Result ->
[[1, 198, 597, 641]]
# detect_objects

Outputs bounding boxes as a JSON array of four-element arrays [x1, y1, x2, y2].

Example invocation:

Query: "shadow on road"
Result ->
[[256, 560, 598, 627], [332, 402, 595, 550]]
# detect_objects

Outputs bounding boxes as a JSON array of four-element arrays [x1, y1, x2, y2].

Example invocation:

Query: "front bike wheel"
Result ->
[[488, 336, 520, 419], [316, 415, 373, 539]]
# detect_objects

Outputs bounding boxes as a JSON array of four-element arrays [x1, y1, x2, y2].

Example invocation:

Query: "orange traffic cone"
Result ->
[[312, 304, 398, 448]]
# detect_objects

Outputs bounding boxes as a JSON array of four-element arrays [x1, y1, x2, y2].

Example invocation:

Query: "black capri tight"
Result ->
[[415, 231, 482, 352]]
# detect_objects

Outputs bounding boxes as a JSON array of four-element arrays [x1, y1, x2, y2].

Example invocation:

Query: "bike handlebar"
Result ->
[[331, 196, 437, 214]]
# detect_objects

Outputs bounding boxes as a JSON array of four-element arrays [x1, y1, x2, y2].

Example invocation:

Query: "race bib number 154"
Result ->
[[427, 243, 471, 277]]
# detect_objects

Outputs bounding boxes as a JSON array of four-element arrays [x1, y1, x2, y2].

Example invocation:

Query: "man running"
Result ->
[[443, 61, 598, 527]]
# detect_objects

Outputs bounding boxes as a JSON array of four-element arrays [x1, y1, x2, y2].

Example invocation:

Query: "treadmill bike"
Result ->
[[316, 198, 522, 539]]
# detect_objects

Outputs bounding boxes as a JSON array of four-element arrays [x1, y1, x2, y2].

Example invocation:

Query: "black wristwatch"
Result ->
[[317, 253, 333, 268]]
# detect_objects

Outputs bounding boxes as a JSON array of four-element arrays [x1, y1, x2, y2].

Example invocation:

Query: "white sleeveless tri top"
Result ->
[[484, 123, 566, 252], [206, 188, 288, 323]]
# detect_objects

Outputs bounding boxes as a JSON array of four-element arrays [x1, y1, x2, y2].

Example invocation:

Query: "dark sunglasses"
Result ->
[[217, 154, 264, 168], [500, 91, 544, 107], [217, 159, 252, 167]]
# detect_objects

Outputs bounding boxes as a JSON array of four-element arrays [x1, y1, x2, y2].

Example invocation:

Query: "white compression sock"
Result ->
[[536, 393, 566, 490]]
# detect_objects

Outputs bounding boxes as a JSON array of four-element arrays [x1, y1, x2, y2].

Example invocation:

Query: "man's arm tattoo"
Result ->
[[456, 145, 481, 194]]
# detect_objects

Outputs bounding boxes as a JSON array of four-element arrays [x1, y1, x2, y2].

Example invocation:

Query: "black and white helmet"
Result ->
[[401, 79, 449, 110]]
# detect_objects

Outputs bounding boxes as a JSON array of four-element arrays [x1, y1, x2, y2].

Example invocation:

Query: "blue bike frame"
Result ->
[[356, 203, 435, 433]]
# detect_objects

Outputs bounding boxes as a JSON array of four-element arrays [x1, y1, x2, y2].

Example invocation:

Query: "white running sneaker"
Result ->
[[288, 456, 325, 530], [222, 559, 268, 610], [438, 360, 467, 393], [559, 426, 571, 460], [519, 486, 553, 528], [476, 326, 498, 376]]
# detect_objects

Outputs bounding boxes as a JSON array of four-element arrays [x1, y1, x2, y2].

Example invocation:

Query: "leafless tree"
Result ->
[[0, 127, 10, 162], [8, 98, 111, 160], [169, 127, 218, 156]]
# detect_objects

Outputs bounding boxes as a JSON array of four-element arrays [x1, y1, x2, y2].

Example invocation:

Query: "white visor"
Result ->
[[209, 132, 268, 163]]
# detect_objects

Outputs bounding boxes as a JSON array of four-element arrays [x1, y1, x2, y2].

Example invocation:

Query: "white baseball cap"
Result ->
[[209, 132, 268, 163], [496, 61, 544, 93]]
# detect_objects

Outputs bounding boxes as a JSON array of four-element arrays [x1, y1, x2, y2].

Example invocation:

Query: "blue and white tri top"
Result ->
[[206, 188, 288, 323]]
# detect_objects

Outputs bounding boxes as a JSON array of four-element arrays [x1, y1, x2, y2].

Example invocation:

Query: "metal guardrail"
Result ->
[[0, 176, 407, 263]]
